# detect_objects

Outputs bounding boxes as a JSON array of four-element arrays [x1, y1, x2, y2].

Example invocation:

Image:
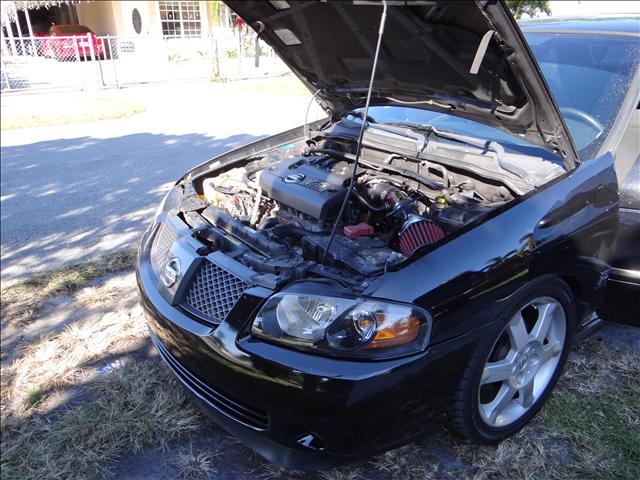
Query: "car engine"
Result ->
[[171, 120, 563, 285]]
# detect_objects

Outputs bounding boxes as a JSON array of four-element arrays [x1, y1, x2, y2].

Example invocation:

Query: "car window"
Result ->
[[56, 25, 91, 35], [525, 32, 640, 160]]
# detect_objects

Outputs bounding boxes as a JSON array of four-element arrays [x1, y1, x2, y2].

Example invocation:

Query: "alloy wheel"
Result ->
[[478, 296, 567, 427]]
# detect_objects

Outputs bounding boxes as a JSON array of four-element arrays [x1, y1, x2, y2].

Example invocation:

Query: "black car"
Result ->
[[137, 1, 640, 470]]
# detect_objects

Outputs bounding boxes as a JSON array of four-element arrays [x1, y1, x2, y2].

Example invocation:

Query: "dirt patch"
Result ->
[[0, 248, 135, 328], [1, 276, 201, 479]]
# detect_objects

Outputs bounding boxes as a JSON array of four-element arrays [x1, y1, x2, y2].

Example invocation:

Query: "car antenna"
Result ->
[[322, 0, 388, 265]]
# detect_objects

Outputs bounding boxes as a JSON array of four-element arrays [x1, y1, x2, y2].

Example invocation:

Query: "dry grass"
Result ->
[[537, 341, 640, 479], [0, 248, 136, 326], [7, 307, 146, 415], [448, 340, 639, 480], [1, 361, 202, 479], [0, 254, 205, 479], [450, 434, 556, 480], [0, 303, 202, 479], [75, 285, 122, 306], [372, 444, 440, 480], [172, 444, 220, 479], [319, 465, 364, 480], [1, 97, 144, 130], [255, 461, 304, 479]]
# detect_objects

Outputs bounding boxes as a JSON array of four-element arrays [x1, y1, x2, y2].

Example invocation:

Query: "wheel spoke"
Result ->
[[530, 302, 556, 343], [483, 384, 517, 425], [518, 381, 535, 408], [508, 314, 529, 351], [540, 340, 563, 364], [482, 358, 514, 385]]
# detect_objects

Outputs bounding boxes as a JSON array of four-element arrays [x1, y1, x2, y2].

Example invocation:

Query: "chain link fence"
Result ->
[[1, 30, 289, 92]]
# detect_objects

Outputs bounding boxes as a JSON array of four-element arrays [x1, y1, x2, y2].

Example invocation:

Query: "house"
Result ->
[[2, 1, 236, 40]]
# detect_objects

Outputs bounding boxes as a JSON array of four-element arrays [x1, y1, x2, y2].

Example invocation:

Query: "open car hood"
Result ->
[[225, 0, 579, 169]]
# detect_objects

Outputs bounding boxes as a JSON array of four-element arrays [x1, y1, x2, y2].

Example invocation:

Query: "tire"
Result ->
[[448, 276, 576, 443]]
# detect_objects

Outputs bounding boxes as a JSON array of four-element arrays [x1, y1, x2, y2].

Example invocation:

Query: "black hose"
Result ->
[[257, 217, 280, 230], [267, 224, 326, 239], [352, 188, 387, 212], [202, 207, 289, 257]]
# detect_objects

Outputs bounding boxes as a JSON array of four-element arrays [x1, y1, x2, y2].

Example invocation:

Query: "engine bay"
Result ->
[[171, 120, 564, 286]]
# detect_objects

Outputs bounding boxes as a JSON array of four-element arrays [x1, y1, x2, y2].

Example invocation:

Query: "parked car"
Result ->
[[38, 24, 105, 61], [136, 1, 639, 470]]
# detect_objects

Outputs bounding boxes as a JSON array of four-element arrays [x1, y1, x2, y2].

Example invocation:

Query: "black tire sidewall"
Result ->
[[458, 276, 576, 443]]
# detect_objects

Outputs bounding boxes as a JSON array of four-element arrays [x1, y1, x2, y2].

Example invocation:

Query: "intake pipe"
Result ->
[[202, 206, 290, 258]]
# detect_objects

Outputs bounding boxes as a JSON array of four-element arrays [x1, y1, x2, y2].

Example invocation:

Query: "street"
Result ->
[[0, 82, 318, 282]]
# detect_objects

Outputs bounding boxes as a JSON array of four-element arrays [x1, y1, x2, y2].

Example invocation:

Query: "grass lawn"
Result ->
[[0, 255, 638, 479], [1, 96, 144, 130]]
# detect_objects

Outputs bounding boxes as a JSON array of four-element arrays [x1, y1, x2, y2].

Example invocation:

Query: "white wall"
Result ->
[[77, 1, 212, 37], [76, 1, 119, 36], [117, 1, 161, 36]]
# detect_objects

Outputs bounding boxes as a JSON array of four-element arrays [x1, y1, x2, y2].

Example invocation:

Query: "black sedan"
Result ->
[[137, 1, 639, 470]]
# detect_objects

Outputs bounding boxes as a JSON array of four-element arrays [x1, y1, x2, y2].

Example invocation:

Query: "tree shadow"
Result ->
[[0, 131, 266, 281]]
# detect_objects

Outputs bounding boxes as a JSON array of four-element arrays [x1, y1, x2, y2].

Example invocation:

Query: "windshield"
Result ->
[[526, 31, 640, 160], [353, 30, 639, 163]]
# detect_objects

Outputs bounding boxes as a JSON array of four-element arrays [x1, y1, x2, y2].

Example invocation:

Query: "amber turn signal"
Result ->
[[366, 315, 422, 348]]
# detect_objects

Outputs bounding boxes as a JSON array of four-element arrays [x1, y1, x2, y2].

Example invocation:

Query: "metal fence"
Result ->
[[1, 31, 290, 92]]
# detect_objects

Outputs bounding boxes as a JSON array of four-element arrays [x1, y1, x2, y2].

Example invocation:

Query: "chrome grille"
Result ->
[[184, 261, 248, 322], [151, 221, 176, 270]]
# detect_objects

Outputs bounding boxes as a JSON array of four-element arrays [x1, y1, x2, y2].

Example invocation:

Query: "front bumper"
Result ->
[[137, 221, 480, 469]]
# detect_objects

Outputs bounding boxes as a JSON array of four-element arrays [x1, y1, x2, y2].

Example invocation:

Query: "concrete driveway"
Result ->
[[1, 82, 320, 282]]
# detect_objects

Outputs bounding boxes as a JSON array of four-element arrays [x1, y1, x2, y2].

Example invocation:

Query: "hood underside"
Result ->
[[225, 0, 579, 168]]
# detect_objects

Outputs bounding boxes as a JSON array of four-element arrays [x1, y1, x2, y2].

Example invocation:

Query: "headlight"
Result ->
[[252, 293, 432, 359], [153, 187, 181, 225]]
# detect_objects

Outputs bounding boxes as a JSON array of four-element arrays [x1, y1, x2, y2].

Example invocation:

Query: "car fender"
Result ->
[[365, 152, 618, 344]]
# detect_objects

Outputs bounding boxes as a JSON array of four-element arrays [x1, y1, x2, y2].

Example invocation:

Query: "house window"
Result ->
[[159, 1, 201, 38], [132, 8, 142, 34]]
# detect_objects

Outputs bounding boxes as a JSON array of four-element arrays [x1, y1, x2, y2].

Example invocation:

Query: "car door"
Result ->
[[600, 151, 640, 326]]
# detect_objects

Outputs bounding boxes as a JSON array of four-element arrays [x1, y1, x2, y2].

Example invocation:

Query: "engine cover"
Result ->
[[259, 156, 350, 226]]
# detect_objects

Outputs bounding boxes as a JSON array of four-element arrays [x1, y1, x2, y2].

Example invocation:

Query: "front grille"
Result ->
[[151, 221, 177, 271], [184, 261, 248, 323], [151, 332, 268, 430]]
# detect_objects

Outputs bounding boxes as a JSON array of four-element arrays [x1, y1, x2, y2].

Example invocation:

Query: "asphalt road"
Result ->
[[1, 83, 318, 282]]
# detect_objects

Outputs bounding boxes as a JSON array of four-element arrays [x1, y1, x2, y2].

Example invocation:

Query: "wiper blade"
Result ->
[[347, 110, 378, 124], [381, 121, 433, 133]]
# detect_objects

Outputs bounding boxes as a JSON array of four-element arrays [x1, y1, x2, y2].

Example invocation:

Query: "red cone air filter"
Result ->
[[399, 219, 445, 257]]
